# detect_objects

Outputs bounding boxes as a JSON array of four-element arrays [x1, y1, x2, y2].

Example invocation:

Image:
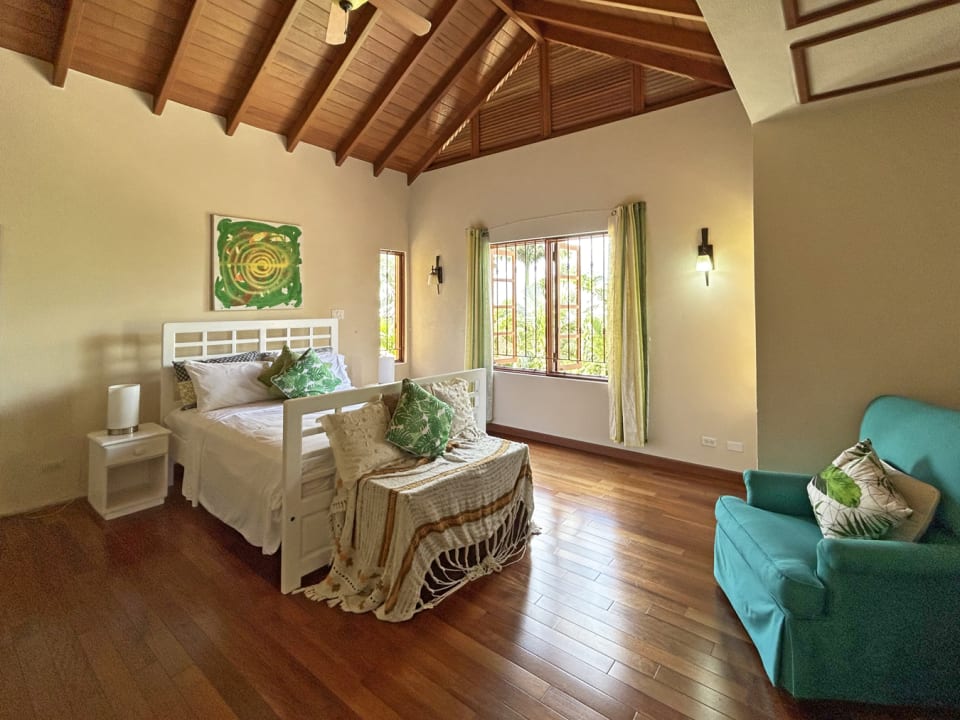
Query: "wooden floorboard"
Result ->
[[1, 439, 954, 720]]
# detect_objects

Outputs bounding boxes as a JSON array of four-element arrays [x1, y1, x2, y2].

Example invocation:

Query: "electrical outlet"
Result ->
[[39, 459, 65, 473], [726, 440, 744, 453], [701, 436, 717, 448], [330, 308, 345, 320]]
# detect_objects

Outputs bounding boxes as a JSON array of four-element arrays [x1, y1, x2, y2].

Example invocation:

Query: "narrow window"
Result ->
[[379, 250, 405, 362], [491, 232, 608, 379]]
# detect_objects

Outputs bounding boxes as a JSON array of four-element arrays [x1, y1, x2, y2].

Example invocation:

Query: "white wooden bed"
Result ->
[[161, 318, 485, 593]]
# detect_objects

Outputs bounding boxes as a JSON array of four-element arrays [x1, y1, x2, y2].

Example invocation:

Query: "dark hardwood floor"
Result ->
[[1, 440, 953, 720]]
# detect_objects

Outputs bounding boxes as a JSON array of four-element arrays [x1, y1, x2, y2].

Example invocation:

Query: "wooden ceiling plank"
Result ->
[[543, 26, 731, 87], [578, 0, 703, 21], [514, 0, 718, 57], [52, 0, 85, 87], [373, 12, 509, 176], [154, 0, 207, 115], [225, 0, 308, 136], [286, 4, 379, 152], [487, 0, 543, 42], [334, 0, 460, 166], [407, 34, 535, 183]]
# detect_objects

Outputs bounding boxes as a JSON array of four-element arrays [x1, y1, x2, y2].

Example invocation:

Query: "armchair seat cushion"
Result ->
[[715, 496, 826, 618]]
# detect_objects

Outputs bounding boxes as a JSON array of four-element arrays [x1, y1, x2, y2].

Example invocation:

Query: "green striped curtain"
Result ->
[[465, 227, 493, 420], [607, 202, 648, 446]]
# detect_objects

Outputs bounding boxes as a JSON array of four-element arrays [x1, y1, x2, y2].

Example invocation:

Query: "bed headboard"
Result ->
[[161, 318, 338, 419]]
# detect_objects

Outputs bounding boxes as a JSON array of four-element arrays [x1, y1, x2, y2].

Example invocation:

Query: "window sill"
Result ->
[[493, 367, 607, 383]]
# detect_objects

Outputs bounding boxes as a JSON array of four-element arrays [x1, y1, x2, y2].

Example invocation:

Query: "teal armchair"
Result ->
[[714, 396, 960, 707]]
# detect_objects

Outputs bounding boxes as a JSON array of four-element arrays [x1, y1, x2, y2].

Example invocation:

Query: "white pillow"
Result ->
[[426, 378, 481, 440], [881, 460, 941, 542], [319, 401, 410, 485], [185, 360, 273, 412]]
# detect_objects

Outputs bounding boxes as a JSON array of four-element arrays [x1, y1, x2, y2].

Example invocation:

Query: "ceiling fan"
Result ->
[[325, 0, 431, 44]]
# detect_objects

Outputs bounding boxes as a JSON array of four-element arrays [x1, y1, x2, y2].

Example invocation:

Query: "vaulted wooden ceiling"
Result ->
[[2, 0, 732, 183]]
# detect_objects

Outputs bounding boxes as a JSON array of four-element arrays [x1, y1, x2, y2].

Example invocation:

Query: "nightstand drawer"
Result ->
[[104, 435, 168, 466]]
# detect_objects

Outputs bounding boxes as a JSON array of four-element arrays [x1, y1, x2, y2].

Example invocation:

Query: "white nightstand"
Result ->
[[87, 422, 171, 520]]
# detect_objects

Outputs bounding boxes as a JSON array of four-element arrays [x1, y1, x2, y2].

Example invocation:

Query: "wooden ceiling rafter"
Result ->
[[487, 0, 544, 42], [153, 0, 208, 115], [540, 44, 552, 136], [286, 4, 380, 153], [225, 0, 309, 136], [52, 0, 85, 87], [542, 25, 733, 87], [334, 0, 461, 166], [372, 12, 511, 176], [514, 0, 719, 57], [578, 0, 703, 21], [407, 34, 537, 184], [631, 62, 645, 112]]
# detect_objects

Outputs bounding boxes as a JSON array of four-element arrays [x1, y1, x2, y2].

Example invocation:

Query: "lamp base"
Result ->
[[107, 425, 139, 436]]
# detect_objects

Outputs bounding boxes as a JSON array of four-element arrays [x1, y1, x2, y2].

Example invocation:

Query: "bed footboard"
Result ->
[[279, 368, 487, 594]]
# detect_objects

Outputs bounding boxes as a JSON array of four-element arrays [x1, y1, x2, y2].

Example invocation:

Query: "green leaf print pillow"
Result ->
[[807, 439, 913, 539], [385, 379, 454, 459], [271, 348, 341, 399]]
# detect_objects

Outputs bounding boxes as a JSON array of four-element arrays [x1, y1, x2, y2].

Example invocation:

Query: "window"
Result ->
[[379, 250, 405, 362], [491, 232, 609, 378]]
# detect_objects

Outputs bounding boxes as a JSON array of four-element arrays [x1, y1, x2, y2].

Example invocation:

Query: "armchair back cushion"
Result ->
[[861, 395, 960, 534]]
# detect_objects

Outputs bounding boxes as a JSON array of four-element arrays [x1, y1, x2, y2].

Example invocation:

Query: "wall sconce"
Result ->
[[696, 227, 714, 286], [427, 255, 443, 294]]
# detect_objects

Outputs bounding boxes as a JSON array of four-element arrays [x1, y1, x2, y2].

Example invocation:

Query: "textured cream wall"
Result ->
[[754, 76, 960, 472], [0, 50, 409, 515], [408, 92, 758, 471]]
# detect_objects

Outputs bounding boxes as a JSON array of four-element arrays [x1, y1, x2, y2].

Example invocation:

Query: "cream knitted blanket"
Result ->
[[303, 435, 535, 622]]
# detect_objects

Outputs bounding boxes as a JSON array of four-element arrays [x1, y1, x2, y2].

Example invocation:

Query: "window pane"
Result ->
[[378, 250, 404, 362], [490, 232, 608, 379]]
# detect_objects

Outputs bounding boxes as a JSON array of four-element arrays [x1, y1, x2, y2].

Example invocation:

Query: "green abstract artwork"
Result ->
[[212, 215, 303, 311]]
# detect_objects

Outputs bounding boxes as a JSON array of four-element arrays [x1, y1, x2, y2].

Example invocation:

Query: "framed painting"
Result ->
[[212, 215, 303, 311]]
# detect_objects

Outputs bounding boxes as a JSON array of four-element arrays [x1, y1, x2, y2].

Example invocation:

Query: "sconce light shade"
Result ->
[[696, 228, 714, 286], [427, 255, 443, 294], [107, 383, 140, 435]]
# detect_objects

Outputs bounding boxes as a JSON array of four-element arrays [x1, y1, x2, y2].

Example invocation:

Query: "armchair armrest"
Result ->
[[744, 469, 814, 518], [818, 538, 960, 579]]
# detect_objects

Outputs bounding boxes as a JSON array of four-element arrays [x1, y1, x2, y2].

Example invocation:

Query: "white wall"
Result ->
[[408, 91, 757, 471], [754, 76, 960, 472], [0, 50, 409, 515]]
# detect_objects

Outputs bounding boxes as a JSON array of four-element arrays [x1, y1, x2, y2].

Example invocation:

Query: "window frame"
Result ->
[[378, 249, 405, 363], [490, 232, 609, 382]]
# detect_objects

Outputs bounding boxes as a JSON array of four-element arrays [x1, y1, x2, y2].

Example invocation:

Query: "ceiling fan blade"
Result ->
[[325, 1, 349, 45], [369, 0, 431, 36]]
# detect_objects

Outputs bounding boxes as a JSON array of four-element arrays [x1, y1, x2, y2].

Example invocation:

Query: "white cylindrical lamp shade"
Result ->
[[107, 384, 140, 435], [378, 354, 396, 384]]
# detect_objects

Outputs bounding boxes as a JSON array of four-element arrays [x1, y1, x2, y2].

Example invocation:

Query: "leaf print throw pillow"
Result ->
[[385, 379, 454, 459], [271, 348, 341, 399], [807, 439, 913, 539]]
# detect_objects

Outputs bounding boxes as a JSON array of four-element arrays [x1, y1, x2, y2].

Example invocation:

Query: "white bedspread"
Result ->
[[164, 401, 338, 553]]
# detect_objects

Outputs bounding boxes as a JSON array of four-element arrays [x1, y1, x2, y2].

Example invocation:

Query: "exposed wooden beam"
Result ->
[[373, 13, 509, 177], [52, 0, 85, 87], [539, 43, 551, 136], [542, 26, 732, 88], [334, 0, 459, 166], [407, 35, 536, 184], [154, 0, 207, 115], [515, 0, 718, 57], [579, 0, 703, 22], [287, 5, 379, 152], [488, 0, 543, 42], [226, 0, 307, 136], [631, 62, 644, 113], [470, 117, 480, 156]]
